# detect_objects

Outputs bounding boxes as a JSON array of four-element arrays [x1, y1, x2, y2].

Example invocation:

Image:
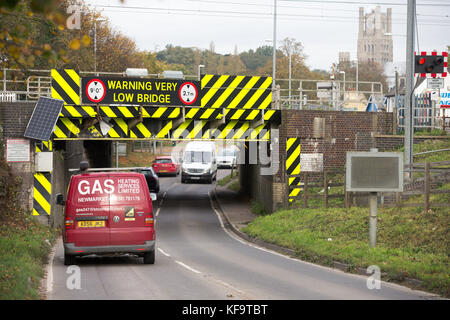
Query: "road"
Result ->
[[47, 169, 437, 300]]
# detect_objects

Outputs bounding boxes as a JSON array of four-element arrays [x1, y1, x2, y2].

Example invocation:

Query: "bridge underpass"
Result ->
[[28, 70, 282, 227]]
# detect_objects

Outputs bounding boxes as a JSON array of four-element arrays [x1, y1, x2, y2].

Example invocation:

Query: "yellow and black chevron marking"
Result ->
[[201, 74, 272, 109], [51, 117, 271, 141], [288, 177, 302, 203], [35, 140, 52, 152], [129, 122, 152, 138], [59, 106, 281, 124], [286, 138, 301, 176], [51, 69, 80, 105], [53, 118, 81, 138], [33, 172, 51, 216]]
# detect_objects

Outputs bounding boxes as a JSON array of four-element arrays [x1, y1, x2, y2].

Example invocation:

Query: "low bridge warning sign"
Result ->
[[81, 76, 202, 106]]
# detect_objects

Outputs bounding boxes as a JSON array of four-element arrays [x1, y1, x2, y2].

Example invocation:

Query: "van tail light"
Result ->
[[65, 218, 74, 230], [145, 215, 154, 227]]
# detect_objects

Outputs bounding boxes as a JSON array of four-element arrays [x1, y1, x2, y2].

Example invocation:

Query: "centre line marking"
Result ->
[[157, 248, 171, 257], [175, 260, 202, 274]]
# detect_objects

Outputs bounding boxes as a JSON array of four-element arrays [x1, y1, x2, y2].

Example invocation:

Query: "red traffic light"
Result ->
[[419, 58, 426, 65]]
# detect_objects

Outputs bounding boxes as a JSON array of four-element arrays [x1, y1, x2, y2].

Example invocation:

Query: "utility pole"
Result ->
[[272, 0, 277, 90], [405, 0, 416, 170]]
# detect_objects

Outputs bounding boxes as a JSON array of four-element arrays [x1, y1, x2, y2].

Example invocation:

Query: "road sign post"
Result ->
[[346, 149, 403, 248]]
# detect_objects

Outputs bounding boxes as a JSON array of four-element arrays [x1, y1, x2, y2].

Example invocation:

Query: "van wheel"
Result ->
[[64, 254, 77, 265], [143, 250, 155, 264]]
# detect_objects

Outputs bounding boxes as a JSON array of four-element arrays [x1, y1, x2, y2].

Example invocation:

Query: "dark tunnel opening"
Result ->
[[83, 140, 112, 168]]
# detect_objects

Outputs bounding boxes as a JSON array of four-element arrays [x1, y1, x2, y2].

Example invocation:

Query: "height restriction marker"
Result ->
[[86, 78, 106, 103], [179, 82, 198, 105]]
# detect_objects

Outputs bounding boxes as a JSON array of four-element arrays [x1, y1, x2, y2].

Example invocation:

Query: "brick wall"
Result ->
[[0, 102, 35, 138], [0, 102, 38, 220], [246, 110, 394, 213], [278, 110, 393, 177]]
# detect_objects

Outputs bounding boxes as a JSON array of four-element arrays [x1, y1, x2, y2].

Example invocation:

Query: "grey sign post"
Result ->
[[346, 149, 403, 248]]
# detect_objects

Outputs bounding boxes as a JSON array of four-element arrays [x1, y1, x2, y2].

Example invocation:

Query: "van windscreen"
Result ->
[[184, 151, 211, 164]]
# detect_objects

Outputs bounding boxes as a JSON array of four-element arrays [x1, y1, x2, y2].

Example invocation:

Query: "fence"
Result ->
[[396, 93, 447, 131], [388, 161, 450, 211], [288, 161, 450, 210], [0, 92, 16, 102]]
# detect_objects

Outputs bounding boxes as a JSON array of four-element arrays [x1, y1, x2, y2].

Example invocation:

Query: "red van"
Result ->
[[56, 169, 156, 265]]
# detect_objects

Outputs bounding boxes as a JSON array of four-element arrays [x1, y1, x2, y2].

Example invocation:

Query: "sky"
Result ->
[[83, 0, 450, 73]]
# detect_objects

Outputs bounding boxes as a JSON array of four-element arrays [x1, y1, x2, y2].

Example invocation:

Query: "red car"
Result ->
[[56, 167, 156, 265], [152, 156, 180, 176]]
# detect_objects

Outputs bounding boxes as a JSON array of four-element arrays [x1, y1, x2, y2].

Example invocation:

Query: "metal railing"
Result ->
[[275, 78, 383, 110], [396, 93, 447, 131]]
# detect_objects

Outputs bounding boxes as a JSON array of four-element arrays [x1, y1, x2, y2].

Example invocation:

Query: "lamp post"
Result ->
[[198, 64, 205, 81], [288, 46, 292, 104], [94, 18, 106, 75]]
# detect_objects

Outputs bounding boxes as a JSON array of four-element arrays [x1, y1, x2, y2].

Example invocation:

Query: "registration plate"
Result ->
[[191, 177, 200, 180], [78, 220, 105, 228]]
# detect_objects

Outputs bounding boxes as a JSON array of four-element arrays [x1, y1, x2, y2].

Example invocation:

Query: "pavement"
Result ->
[[212, 183, 299, 258], [213, 185, 256, 230]]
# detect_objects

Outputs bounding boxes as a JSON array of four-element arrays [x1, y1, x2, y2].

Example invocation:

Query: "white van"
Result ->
[[181, 141, 217, 184]]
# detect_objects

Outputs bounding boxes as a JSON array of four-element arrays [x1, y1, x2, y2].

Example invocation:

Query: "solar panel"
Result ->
[[24, 97, 64, 141]]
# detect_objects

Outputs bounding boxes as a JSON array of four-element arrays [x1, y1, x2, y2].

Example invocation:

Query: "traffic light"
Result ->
[[414, 54, 445, 74]]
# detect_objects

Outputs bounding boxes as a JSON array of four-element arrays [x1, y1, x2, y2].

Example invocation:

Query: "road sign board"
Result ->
[[440, 91, 450, 108], [81, 77, 202, 106], [178, 82, 198, 105], [346, 151, 403, 192], [86, 79, 106, 103], [431, 90, 439, 101], [427, 78, 444, 89]]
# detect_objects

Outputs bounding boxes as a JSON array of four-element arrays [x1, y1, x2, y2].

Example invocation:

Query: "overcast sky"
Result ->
[[84, 0, 450, 72]]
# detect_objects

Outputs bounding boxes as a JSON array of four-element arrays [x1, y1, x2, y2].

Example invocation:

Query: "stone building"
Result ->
[[357, 6, 393, 66]]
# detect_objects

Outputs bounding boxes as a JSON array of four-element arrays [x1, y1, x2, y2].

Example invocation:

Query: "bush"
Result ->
[[251, 200, 267, 216]]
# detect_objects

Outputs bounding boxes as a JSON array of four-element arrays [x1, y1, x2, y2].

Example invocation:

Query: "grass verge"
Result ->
[[0, 213, 57, 299], [242, 206, 449, 297]]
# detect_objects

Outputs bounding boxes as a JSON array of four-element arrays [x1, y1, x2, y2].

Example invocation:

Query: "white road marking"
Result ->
[[157, 248, 171, 257], [175, 260, 202, 274], [155, 191, 167, 217], [46, 240, 57, 294]]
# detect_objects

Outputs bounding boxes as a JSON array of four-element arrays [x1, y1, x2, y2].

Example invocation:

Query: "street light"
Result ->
[[198, 64, 205, 81], [94, 17, 107, 74]]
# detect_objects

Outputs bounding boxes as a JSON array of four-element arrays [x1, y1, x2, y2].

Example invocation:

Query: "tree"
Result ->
[[239, 45, 272, 74], [338, 60, 388, 95]]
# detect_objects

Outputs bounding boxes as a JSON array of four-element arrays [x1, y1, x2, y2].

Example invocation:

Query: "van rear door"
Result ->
[[109, 174, 153, 245], [67, 175, 111, 247]]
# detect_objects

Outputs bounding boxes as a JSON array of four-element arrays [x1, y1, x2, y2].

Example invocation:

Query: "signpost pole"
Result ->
[[369, 192, 378, 248]]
